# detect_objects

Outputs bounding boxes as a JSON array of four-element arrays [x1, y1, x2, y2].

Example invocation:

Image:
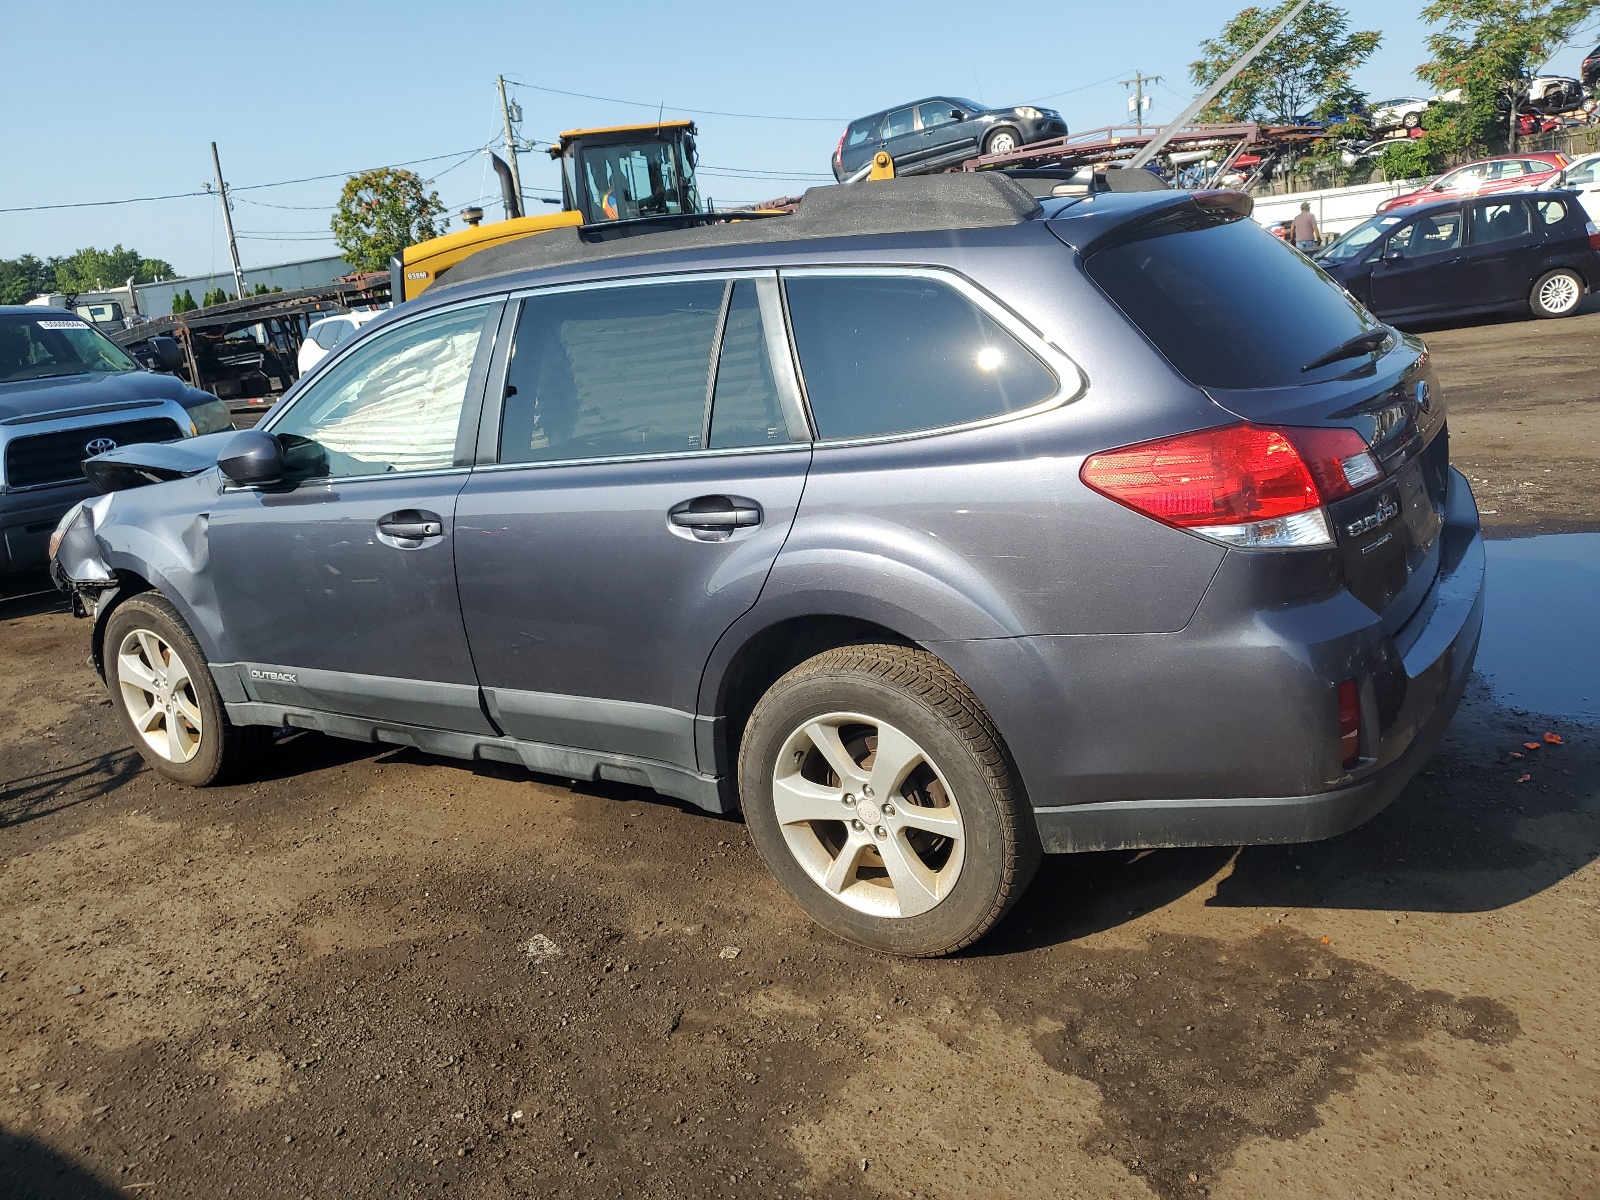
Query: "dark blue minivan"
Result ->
[[1315, 190, 1600, 321]]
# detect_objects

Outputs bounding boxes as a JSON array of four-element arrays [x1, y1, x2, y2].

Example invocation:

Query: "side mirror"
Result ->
[[950, 110, 966, 121], [217, 429, 283, 486], [148, 336, 183, 373], [1382, 246, 1404, 262]]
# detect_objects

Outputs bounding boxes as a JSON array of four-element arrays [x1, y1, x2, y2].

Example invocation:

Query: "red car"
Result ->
[[1377, 152, 1569, 213]]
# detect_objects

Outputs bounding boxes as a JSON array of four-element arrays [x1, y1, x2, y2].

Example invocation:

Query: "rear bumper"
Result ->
[[0, 482, 93, 574], [934, 468, 1485, 853]]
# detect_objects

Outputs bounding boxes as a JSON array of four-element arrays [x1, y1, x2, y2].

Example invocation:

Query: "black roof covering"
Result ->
[[443, 173, 1044, 289]]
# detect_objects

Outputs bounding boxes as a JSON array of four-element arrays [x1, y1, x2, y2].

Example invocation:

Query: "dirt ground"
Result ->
[[3, 310, 1598, 1199]]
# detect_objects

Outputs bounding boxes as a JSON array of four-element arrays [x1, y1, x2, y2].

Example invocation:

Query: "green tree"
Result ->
[[1190, 1, 1383, 124], [0, 254, 56, 305], [172, 289, 199, 315], [1416, 0, 1598, 153], [330, 167, 445, 273], [51, 245, 176, 295]]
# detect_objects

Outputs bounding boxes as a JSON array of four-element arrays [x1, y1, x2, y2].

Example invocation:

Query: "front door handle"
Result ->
[[377, 510, 444, 541]]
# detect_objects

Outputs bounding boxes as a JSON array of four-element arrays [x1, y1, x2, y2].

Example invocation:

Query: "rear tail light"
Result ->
[[1586, 219, 1600, 251], [1080, 422, 1383, 549], [1337, 679, 1362, 768], [834, 131, 846, 167]]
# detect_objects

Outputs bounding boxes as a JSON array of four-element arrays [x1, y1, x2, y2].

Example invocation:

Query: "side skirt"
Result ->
[[225, 701, 728, 814]]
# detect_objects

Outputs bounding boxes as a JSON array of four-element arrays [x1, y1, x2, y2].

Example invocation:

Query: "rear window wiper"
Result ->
[[1301, 327, 1390, 373]]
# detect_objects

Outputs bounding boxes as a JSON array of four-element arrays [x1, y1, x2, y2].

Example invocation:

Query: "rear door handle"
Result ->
[[670, 507, 761, 529], [668, 495, 763, 532], [377, 510, 444, 540]]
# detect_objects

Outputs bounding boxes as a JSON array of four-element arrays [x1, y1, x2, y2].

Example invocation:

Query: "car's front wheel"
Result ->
[[983, 127, 1021, 156], [1530, 268, 1585, 318], [739, 645, 1039, 956], [1403, 111, 1422, 129], [104, 594, 269, 786]]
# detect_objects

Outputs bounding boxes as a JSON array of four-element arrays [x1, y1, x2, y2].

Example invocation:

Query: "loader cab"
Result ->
[[554, 120, 701, 224], [393, 120, 704, 302]]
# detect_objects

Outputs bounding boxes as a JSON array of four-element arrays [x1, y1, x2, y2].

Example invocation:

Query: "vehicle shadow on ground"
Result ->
[[985, 683, 1598, 953], [0, 749, 143, 830], [1396, 290, 1600, 334], [0, 571, 67, 622], [0, 1128, 122, 1199]]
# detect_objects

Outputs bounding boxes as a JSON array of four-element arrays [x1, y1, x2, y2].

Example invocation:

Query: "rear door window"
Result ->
[[783, 273, 1058, 439], [1470, 199, 1531, 244], [499, 280, 724, 464], [883, 108, 917, 139], [1083, 215, 1381, 388]]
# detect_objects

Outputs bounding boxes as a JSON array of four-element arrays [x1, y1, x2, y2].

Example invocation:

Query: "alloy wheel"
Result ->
[[117, 629, 203, 764], [1540, 272, 1581, 313], [770, 712, 965, 918]]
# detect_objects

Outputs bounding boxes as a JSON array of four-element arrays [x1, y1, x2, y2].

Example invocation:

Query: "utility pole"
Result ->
[[1121, 72, 1160, 136], [497, 75, 524, 219], [209, 142, 247, 300]]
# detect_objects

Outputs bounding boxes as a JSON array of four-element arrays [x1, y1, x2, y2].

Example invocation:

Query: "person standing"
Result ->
[[1290, 202, 1320, 253]]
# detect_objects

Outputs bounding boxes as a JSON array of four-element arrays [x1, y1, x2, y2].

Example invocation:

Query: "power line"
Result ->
[[1029, 69, 1138, 104], [1, 143, 495, 215], [0, 188, 209, 214], [505, 79, 847, 123]]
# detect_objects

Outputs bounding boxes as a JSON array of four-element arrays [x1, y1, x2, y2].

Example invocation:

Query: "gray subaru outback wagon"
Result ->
[[52, 175, 1484, 956]]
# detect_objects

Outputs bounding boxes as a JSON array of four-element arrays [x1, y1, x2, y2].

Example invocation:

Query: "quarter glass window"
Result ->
[[784, 275, 1057, 440]]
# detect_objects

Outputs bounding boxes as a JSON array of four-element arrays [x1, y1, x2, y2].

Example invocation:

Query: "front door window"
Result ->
[[1386, 212, 1463, 258], [269, 304, 493, 479]]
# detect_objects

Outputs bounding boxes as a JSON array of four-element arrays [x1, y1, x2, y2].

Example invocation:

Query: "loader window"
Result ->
[[577, 140, 695, 222]]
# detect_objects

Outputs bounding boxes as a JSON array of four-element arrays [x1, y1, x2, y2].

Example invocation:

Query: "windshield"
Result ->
[[0, 313, 140, 384], [576, 140, 697, 222], [1317, 213, 1405, 262]]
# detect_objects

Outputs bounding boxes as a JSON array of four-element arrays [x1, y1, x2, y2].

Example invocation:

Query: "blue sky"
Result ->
[[4, 0, 1596, 276]]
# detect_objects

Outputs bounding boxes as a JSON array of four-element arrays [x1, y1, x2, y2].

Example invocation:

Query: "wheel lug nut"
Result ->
[[843, 794, 854, 805], [862, 785, 874, 798], [874, 826, 887, 840], [850, 819, 865, 832], [882, 803, 895, 817]]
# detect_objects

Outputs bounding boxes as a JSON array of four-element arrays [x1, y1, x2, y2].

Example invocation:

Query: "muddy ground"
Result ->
[[3, 310, 1598, 1199]]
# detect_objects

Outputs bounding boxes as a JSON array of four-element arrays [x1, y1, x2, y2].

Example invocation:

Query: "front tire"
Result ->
[[983, 127, 1021, 156], [1530, 268, 1584, 318], [738, 645, 1039, 956], [104, 594, 269, 786]]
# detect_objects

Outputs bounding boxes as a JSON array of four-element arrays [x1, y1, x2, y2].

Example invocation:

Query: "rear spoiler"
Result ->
[[1069, 189, 1254, 257]]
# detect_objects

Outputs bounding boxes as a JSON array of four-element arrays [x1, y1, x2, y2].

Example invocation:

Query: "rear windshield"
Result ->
[[1084, 217, 1380, 388]]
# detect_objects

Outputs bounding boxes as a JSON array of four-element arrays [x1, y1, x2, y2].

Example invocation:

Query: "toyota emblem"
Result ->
[[84, 437, 118, 456]]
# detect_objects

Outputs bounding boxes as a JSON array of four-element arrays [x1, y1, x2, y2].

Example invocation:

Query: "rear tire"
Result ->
[[1530, 268, 1584, 318], [103, 594, 269, 786], [983, 127, 1021, 156], [1402, 111, 1422, 130], [738, 645, 1039, 956]]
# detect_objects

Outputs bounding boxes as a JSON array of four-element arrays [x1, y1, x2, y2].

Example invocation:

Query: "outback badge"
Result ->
[[1345, 494, 1399, 538]]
